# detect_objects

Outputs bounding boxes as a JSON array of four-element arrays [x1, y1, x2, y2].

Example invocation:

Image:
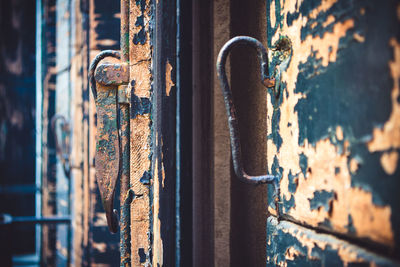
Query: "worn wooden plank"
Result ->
[[213, 0, 231, 265], [128, 0, 153, 265], [267, 217, 400, 267], [266, 0, 400, 254]]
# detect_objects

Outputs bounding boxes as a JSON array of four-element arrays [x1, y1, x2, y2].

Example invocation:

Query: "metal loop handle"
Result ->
[[216, 36, 281, 202], [51, 114, 71, 178]]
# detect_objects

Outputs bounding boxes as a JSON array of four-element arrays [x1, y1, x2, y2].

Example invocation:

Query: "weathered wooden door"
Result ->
[[263, 0, 400, 265]]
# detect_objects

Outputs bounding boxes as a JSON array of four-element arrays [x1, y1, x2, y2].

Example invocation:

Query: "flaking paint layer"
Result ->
[[267, 0, 396, 248], [129, 0, 153, 265], [165, 60, 174, 97]]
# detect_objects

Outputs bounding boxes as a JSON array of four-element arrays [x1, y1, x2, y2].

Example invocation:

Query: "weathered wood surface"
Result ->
[[128, 0, 153, 265], [152, 0, 178, 265], [266, 0, 400, 255], [267, 217, 400, 266]]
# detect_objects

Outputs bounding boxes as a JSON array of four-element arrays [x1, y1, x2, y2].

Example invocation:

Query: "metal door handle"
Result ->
[[51, 114, 71, 178], [216, 36, 281, 210]]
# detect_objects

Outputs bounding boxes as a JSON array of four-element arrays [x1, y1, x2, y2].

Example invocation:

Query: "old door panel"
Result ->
[[267, 217, 399, 267], [266, 0, 400, 251]]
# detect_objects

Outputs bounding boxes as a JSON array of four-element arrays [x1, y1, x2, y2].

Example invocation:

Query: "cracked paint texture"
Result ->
[[267, 217, 399, 266], [266, 0, 400, 254]]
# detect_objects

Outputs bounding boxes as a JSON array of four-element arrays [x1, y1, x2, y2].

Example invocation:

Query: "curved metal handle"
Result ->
[[216, 36, 281, 203], [89, 50, 121, 233], [51, 114, 71, 178]]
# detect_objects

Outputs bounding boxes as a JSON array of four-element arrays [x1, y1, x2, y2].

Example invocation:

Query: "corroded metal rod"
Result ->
[[119, 0, 131, 265], [216, 36, 281, 201]]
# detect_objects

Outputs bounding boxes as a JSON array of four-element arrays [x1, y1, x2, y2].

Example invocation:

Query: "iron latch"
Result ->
[[89, 50, 130, 233]]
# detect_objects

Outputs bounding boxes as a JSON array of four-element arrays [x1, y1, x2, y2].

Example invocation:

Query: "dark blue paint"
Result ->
[[308, 190, 334, 211], [130, 82, 151, 119]]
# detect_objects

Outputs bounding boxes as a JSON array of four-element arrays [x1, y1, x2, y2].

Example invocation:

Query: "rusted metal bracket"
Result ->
[[94, 63, 129, 87], [51, 114, 71, 178], [216, 36, 281, 214], [89, 50, 131, 234]]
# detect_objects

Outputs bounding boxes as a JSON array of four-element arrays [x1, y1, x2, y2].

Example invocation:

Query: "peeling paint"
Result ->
[[285, 246, 304, 261], [269, 139, 394, 245], [129, 0, 153, 265], [267, 217, 399, 267], [165, 60, 174, 96], [367, 39, 400, 155], [267, 0, 396, 248], [349, 158, 359, 174], [380, 151, 399, 175]]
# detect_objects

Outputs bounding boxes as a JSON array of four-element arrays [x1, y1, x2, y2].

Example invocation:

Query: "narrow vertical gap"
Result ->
[[212, 0, 231, 265], [192, 0, 214, 266], [176, 0, 193, 265], [230, 1, 268, 266]]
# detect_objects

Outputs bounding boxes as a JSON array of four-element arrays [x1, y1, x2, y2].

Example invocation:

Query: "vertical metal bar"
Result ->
[[119, 105, 131, 266], [120, 0, 131, 266]]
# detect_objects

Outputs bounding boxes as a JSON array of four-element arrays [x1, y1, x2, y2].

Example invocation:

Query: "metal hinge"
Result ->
[[89, 50, 131, 234]]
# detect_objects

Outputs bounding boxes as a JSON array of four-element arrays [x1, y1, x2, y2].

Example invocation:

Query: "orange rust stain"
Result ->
[[165, 61, 175, 96], [380, 151, 399, 175], [267, 0, 394, 247], [368, 39, 400, 153]]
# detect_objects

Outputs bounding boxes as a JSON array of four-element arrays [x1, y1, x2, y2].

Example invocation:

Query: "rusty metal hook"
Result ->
[[51, 114, 71, 178], [89, 50, 121, 233], [216, 36, 281, 207]]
